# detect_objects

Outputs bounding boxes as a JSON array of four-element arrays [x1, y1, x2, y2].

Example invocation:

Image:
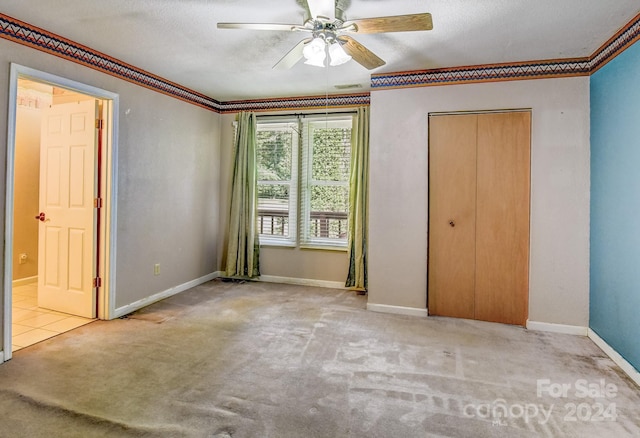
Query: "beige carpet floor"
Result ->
[[0, 279, 639, 437]]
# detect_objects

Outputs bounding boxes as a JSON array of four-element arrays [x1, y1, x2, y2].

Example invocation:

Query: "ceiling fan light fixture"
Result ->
[[303, 37, 327, 66], [328, 41, 351, 66], [220, 6, 434, 71]]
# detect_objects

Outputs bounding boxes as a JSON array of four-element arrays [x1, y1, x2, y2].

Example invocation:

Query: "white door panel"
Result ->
[[38, 100, 98, 318]]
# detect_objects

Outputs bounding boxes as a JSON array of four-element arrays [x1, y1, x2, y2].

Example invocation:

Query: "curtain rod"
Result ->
[[256, 110, 357, 119]]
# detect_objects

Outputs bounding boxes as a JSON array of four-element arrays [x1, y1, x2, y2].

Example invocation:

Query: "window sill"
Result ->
[[258, 240, 348, 252], [300, 244, 348, 252], [259, 239, 296, 248]]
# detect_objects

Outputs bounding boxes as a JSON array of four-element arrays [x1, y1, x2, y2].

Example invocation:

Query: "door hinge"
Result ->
[[94, 197, 102, 208], [93, 277, 102, 288], [95, 119, 104, 129]]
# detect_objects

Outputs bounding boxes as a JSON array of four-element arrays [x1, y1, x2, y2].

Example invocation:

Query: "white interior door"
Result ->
[[37, 99, 98, 318]]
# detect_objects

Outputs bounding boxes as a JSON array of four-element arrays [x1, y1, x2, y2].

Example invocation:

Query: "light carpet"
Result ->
[[0, 279, 639, 437]]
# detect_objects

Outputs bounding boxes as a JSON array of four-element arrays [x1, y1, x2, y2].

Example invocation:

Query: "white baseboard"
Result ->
[[367, 303, 428, 318], [12, 276, 37, 288], [113, 272, 220, 319], [258, 275, 347, 290], [588, 329, 640, 388], [526, 320, 588, 336]]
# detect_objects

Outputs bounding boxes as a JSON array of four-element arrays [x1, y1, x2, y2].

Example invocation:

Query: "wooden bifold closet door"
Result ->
[[428, 111, 531, 326]]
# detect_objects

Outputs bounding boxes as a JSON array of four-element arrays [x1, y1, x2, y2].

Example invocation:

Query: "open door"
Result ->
[[37, 99, 99, 318]]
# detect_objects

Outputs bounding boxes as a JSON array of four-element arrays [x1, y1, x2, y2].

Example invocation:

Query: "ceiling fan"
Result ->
[[217, 0, 433, 70]]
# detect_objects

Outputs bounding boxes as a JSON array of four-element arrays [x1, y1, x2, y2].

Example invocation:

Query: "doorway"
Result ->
[[3, 64, 118, 360]]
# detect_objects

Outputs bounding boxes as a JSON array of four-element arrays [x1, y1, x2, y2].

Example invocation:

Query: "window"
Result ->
[[256, 122, 298, 244], [301, 119, 351, 246], [256, 115, 352, 248]]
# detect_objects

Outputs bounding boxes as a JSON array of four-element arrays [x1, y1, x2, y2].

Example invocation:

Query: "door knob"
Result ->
[[449, 220, 455, 227], [35, 212, 46, 222]]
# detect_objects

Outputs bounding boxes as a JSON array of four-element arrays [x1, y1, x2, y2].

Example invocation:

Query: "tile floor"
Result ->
[[11, 283, 94, 352]]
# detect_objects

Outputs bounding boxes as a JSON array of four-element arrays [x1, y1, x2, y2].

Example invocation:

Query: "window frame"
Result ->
[[255, 121, 299, 247], [300, 117, 352, 249], [254, 114, 353, 250]]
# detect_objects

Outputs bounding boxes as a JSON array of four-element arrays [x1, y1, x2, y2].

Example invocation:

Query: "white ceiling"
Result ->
[[2, 1, 640, 101]]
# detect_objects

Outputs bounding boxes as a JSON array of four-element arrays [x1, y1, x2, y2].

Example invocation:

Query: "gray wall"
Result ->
[[115, 85, 220, 308], [368, 77, 591, 327], [0, 39, 221, 353]]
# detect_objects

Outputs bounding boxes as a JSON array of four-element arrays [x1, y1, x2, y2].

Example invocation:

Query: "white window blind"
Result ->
[[301, 117, 352, 247], [256, 122, 298, 245]]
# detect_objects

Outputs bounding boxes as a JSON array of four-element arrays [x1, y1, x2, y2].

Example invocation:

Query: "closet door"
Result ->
[[475, 112, 530, 325], [428, 114, 477, 319], [428, 111, 530, 326]]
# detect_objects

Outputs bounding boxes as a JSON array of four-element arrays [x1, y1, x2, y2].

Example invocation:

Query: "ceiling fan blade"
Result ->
[[217, 23, 299, 31], [338, 36, 385, 70], [345, 13, 433, 34], [273, 38, 312, 69], [305, 0, 335, 21]]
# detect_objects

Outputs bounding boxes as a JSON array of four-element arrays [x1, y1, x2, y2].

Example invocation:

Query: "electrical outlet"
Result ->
[[18, 253, 28, 265], [154, 263, 160, 276]]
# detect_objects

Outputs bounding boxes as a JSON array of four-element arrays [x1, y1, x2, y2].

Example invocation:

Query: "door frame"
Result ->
[[3, 64, 119, 361]]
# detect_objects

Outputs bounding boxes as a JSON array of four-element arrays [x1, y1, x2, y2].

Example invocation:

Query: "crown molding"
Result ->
[[0, 13, 222, 112], [370, 11, 640, 92], [2, 11, 640, 111], [220, 93, 370, 113], [370, 58, 591, 90], [590, 11, 640, 73]]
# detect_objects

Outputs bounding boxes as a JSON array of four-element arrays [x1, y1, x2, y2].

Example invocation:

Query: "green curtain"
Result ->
[[225, 112, 260, 278], [346, 107, 369, 291]]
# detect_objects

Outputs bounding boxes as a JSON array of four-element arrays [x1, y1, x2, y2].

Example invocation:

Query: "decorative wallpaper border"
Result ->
[[370, 58, 591, 90], [2, 10, 640, 111], [0, 13, 223, 112], [370, 11, 640, 91], [590, 12, 640, 73], [221, 93, 370, 113]]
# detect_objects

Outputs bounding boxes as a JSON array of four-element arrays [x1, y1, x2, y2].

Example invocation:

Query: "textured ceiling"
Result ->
[[2, 0, 640, 101]]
